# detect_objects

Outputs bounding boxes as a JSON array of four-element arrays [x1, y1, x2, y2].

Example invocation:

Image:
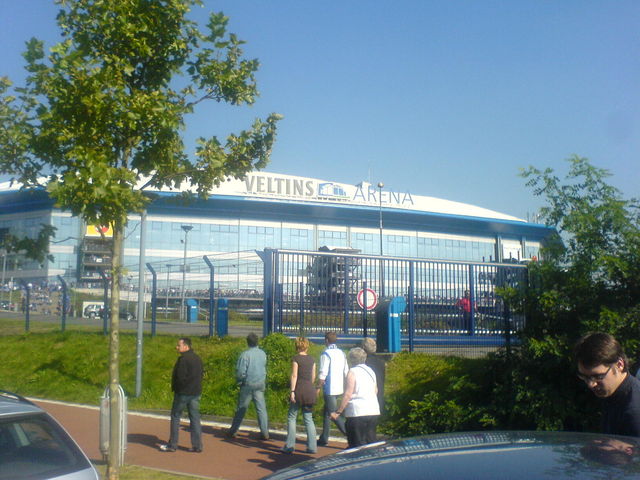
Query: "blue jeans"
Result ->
[[319, 394, 346, 443], [229, 383, 269, 436], [284, 402, 317, 452], [169, 394, 202, 449]]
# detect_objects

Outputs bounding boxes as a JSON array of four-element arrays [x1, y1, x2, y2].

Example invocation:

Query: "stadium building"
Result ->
[[0, 171, 553, 286]]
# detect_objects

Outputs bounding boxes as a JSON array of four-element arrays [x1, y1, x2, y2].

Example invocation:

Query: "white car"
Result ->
[[0, 391, 99, 479]]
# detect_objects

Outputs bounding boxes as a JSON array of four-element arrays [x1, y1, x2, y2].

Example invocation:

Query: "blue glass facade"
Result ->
[[0, 187, 548, 284]]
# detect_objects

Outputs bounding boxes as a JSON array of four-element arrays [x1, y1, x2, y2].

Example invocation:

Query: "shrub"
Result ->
[[381, 352, 496, 437]]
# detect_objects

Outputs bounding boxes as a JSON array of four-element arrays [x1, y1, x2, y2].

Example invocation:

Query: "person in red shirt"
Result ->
[[455, 290, 476, 333]]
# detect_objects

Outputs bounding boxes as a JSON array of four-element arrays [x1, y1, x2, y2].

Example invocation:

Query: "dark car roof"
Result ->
[[263, 431, 640, 480]]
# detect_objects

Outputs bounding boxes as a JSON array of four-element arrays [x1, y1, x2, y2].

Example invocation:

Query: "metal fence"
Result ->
[[0, 250, 265, 334], [2, 248, 528, 357], [260, 249, 528, 356]]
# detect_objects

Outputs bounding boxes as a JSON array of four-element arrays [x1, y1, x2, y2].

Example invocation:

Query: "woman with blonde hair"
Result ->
[[282, 337, 318, 453]]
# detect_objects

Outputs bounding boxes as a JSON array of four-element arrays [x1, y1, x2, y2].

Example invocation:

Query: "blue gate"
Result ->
[[259, 248, 527, 354]]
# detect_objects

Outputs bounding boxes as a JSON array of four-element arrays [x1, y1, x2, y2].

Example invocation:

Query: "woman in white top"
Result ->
[[330, 347, 380, 448]]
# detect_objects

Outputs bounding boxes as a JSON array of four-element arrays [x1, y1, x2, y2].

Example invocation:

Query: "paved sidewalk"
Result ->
[[35, 399, 344, 480]]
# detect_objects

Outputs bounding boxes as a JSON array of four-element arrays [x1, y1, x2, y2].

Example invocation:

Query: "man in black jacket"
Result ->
[[575, 332, 640, 437], [160, 337, 204, 452]]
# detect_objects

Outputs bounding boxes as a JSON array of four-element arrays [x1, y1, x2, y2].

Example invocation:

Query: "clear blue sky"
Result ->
[[1, 0, 638, 220]]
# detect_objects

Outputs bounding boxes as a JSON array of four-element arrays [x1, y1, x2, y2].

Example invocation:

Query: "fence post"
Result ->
[[362, 280, 368, 337], [503, 297, 512, 357], [19, 280, 30, 333], [276, 283, 284, 333], [146, 263, 157, 337], [469, 264, 476, 336], [203, 256, 215, 338], [343, 256, 350, 334], [57, 275, 68, 332], [299, 282, 305, 336]]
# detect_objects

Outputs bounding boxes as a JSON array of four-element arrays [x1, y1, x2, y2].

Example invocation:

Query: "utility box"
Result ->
[[216, 298, 229, 337], [185, 298, 198, 323], [375, 296, 406, 353]]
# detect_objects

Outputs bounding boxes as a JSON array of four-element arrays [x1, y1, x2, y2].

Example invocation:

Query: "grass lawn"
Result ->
[[0, 318, 318, 423], [94, 463, 221, 479]]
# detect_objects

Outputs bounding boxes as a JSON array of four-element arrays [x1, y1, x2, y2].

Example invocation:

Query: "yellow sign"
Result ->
[[86, 224, 113, 238]]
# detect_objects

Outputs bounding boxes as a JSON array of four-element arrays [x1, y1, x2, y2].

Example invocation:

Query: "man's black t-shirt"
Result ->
[[602, 373, 640, 437]]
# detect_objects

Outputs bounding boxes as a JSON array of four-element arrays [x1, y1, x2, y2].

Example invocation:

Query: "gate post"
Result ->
[[203, 256, 215, 338], [257, 249, 275, 336]]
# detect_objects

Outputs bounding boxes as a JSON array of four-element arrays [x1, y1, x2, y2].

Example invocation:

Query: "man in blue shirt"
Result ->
[[226, 333, 270, 439]]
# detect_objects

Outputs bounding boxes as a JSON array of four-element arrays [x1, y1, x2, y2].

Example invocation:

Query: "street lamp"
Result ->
[[377, 182, 385, 298], [180, 225, 193, 322]]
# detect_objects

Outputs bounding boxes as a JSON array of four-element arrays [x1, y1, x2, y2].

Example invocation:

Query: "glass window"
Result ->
[[0, 413, 93, 479]]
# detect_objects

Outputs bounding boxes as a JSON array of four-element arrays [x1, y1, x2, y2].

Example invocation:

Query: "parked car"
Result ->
[[83, 304, 135, 321], [0, 300, 15, 310], [0, 390, 99, 479], [261, 431, 640, 480], [83, 304, 102, 319]]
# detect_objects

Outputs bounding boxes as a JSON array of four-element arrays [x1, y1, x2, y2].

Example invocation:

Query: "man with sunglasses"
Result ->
[[574, 332, 640, 437]]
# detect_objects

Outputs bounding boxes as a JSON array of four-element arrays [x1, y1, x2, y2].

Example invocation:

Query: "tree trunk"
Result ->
[[106, 221, 123, 480]]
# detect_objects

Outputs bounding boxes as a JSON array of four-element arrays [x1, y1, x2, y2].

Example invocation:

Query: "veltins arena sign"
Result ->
[[242, 173, 414, 208]]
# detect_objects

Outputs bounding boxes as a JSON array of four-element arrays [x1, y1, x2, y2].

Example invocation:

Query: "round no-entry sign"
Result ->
[[357, 288, 378, 310]]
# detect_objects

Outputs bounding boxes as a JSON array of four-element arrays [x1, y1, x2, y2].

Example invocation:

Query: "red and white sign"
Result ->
[[357, 288, 378, 310]]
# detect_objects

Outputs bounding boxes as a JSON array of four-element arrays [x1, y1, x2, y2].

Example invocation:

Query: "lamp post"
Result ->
[[377, 182, 384, 256], [377, 182, 385, 298], [180, 225, 193, 322]]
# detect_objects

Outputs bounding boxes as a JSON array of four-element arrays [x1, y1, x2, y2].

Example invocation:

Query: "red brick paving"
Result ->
[[35, 399, 344, 480]]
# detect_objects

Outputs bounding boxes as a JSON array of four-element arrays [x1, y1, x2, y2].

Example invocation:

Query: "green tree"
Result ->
[[0, 1, 280, 477], [489, 156, 640, 432]]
